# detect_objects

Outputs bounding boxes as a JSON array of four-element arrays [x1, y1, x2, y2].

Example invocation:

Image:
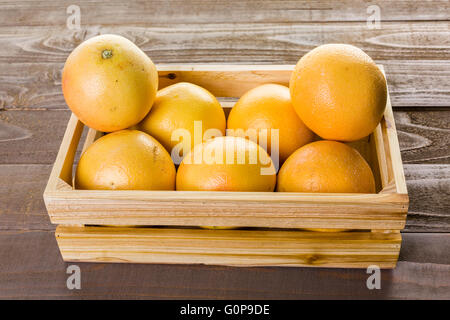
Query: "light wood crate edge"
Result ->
[[55, 225, 402, 269]]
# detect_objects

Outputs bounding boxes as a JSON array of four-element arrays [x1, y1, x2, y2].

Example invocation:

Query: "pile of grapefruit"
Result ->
[[63, 35, 387, 195]]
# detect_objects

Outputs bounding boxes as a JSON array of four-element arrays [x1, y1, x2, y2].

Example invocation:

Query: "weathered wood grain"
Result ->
[[404, 164, 450, 232], [396, 111, 450, 164], [0, 21, 449, 108], [1, 0, 448, 26], [1, 110, 448, 165], [0, 164, 53, 231], [0, 230, 448, 299], [0, 110, 84, 164], [1, 22, 448, 62]]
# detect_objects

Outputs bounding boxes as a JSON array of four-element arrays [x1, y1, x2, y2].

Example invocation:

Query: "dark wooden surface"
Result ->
[[0, 1, 449, 299]]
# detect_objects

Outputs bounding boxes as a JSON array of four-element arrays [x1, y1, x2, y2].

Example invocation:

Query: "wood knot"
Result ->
[[305, 254, 321, 265]]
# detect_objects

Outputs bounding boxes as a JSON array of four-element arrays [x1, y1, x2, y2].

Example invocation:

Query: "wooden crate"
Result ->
[[44, 65, 408, 268]]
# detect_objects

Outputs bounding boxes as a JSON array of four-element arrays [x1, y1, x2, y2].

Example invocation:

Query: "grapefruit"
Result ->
[[176, 136, 276, 191], [227, 84, 314, 163], [277, 140, 375, 193], [136, 82, 226, 159], [289, 44, 387, 141], [75, 130, 175, 190], [62, 34, 158, 132]]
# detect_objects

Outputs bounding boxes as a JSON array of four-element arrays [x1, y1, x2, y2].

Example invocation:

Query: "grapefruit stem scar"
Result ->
[[102, 49, 113, 59]]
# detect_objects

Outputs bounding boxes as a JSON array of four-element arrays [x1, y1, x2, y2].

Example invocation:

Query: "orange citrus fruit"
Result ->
[[277, 140, 375, 193], [227, 84, 314, 163], [75, 130, 175, 190], [289, 44, 387, 141], [62, 34, 158, 132], [136, 82, 226, 158], [176, 136, 276, 191]]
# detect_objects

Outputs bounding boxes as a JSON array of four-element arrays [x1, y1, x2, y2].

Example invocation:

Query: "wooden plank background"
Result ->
[[0, 0, 449, 299]]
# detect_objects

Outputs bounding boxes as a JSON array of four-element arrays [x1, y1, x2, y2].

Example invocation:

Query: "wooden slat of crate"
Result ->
[[56, 226, 402, 268], [45, 190, 407, 230], [158, 65, 293, 97]]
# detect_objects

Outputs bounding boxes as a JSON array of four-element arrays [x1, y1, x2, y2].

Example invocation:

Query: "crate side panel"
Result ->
[[56, 226, 401, 268], [46, 192, 408, 229], [157, 65, 293, 97]]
